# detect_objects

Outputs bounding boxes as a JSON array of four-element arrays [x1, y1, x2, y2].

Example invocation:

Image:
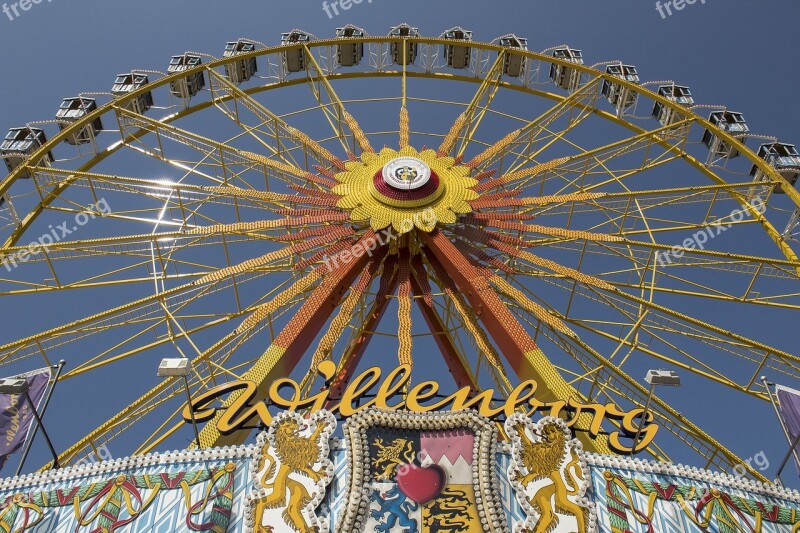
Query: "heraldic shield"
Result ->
[[336, 408, 507, 533], [247, 410, 337, 533], [505, 415, 593, 533]]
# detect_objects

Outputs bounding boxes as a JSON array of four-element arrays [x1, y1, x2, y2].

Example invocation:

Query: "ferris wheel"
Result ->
[[1, 24, 799, 481]]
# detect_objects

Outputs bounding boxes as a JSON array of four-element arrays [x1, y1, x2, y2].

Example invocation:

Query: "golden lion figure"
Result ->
[[371, 437, 415, 480], [252, 412, 335, 533], [507, 417, 588, 533]]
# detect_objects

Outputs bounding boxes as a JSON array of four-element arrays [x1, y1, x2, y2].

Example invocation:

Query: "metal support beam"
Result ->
[[325, 273, 399, 408], [410, 276, 479, 393], [196, 232, 376, 447], [421, 229, 610, 453]]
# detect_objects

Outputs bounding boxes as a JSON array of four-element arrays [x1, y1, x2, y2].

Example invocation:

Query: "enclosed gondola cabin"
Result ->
[[750, 142, 800, 192], [549, 47, 584, 92], [167, 54, 205, 99], [652, 85, 693, 126], [389, 24, 420, 65], [223, 40, 258, 85], [56, 97, 103, 145], [442, 27, 473, 70], [112, 73, 154, 114], [498, 35, 528, 78], [1, 128, 53, 177], [336, 26, 365, 67], [281, 31, 313, 73], [701, 111, 749, 159], [602, 63, 640, 115], [389, 24, 419, 66]]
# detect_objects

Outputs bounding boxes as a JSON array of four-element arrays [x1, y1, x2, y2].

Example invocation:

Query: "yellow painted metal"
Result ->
[[301, 43, 373, 155], [448, 51, 506, 157], [333, 147, 476, 232], [0, 36, 793, 479], [2, 69, 790, 264]]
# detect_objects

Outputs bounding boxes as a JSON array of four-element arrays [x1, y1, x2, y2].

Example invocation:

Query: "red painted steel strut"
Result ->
[[198, 231, 378, 447]]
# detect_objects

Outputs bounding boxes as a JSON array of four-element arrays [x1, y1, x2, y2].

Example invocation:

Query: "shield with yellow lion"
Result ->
[[505, 415, 593, 533], [248, 410, 337, 533]]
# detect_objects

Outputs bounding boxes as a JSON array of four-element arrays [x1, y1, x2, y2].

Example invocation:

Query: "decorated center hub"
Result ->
[[372, 156, 444, 206], [333, 147, 478, 233]]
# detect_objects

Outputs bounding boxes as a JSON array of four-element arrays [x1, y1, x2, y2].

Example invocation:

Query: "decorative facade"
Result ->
[[1, 410, 798, 532]]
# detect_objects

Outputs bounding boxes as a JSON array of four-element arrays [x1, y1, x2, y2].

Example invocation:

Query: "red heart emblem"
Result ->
[[395, 463, 446, 504]]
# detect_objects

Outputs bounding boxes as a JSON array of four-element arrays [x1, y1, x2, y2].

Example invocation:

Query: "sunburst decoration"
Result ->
[[227, 105, 620, 411], [155, 92, 634, 458], [332, 146, 478, 233]]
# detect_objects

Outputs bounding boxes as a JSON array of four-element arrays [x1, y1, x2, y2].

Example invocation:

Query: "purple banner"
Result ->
[[0, 368, 51, 472], [777, 385, 800, 474]]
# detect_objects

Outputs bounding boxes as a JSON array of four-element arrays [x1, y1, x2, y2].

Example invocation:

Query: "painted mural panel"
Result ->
[[589, 456, 800, 533], [0, 447, 252, 532]]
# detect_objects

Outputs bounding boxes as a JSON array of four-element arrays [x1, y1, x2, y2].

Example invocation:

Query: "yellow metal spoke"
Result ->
[[501, 79, 604, 174], [503, 284, 764, 479], [206, 68, 344, 171], [424, 254, 513, 394], [114, 112, 263, 189], [31, 168, 309, 210], [503, 118, 694, 195], [0, 34, 793, 481], [439, 51, 506, 157], [534, 273, 800, 393], [399, 106, 410, 149], [466, 76, 602, 172], [0, 235, 318, 367], [301, 253, 385, 395], [48, 270, 315, 467], [302, 43, 374, 155]]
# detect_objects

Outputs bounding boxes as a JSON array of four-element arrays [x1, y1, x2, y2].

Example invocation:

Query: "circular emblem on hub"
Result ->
[[382, 157, 432, 191], [333, 147, 478, 233]]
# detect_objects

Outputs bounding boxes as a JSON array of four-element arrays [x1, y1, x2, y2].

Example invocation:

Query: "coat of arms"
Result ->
[[248, 410, 337, 533], [505, 415, 593, 533], [336, 408, 507, 533]]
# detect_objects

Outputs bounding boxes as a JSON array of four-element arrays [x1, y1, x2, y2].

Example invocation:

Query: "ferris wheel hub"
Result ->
[[381, 157, 432, 191], [369, 156, 444, 208], [334, 147, 477, 233]]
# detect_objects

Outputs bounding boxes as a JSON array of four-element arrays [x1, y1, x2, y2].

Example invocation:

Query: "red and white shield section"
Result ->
[[420, 429, 474, 484]]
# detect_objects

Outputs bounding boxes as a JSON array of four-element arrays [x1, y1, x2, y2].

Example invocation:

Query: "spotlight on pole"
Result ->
[[645, 369, 682, 387], [157, 358, 202, 449], [631, 370, 681, 455]]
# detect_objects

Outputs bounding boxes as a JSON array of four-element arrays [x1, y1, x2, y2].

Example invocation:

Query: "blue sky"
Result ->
[[0, 0, 799, 484]]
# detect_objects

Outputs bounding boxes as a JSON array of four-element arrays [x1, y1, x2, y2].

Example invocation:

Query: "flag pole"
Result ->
[[21, 390, 59, 470], [776, 429, 800, 482], [15, 360, 66, 476], [761, 376, 800, 484]]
